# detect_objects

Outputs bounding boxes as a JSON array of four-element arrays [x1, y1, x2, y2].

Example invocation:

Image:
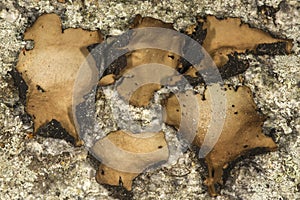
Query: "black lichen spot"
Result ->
[[186, 21, 207, 45], [36, 84, 45, 92], [168, 54, 175, 59], [103, 184, 134, 200], [87, 33, 130, 78], [119, 177, 123, 187], [178, 58, 192, 74], [37, 119, 75, 144], [257, 4, 279, 23], [179, 21, 207, 73], [103, 55, 127, 76], [8, 68, 28, 105], [219, 53, 249, 79], [255, 42, 291, 56], [266, 128, 278, 142], [279, 0, 290, 13], [182, 75, 205, 87]]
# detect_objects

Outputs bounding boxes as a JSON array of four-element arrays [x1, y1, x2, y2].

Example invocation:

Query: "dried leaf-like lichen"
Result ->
[[16, 14, 102, 145], [16, 14, 288, 196], [164, 85, 277, 196], [92, 15, 285, 195], [108, 14, 183, 107], [101, 15, 293, 106], [93, 130, 168, 190], [186, 15, 292, 68]]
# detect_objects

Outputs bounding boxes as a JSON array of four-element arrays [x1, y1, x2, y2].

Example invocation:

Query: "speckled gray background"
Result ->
[[0, 0, 299, 199]]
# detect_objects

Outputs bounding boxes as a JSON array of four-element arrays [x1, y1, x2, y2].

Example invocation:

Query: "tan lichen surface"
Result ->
[[16, 14, 103, 145], [96, 164, 139, 191], [164, 85, 277, 196], [92, 130, 168, 190], [98, 74, 116, 86], [113, 15, 184, 107], [187, 15, 292, 68]]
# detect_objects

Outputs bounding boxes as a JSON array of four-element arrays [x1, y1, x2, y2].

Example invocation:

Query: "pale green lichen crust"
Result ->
[[0, 0, 299, 199]]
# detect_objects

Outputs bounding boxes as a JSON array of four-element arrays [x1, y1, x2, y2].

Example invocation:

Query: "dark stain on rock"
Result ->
[[257, 4, 279, 24], [218, 53, 250, 79], [179, 20, 207, 74], [36, 119, 75, 145], [103, 184, 134, 200], [9, 68, 28, 105], [183, 74, 204, 87], [87, 33, 130, 78], [184, 20, 207, 45], [255, 42, 291, 56], [181, 52, 249, 87], [103, 54, 127, 76]]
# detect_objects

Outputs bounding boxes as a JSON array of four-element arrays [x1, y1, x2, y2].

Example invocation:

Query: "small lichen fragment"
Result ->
[[186, 15, 292, 68], [100, 15, 183, 107], [92, 130, 168, 190], [16, 14, 103, 145], [164, 85, 277, 196]]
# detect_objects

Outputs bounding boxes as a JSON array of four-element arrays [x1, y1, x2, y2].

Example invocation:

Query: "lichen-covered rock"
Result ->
[[164, 85, 277, 196], [93, 130, 168, 190], [186, 16, 292, 67], [16, 14, 102, 145], [100, 15, 184, 107]]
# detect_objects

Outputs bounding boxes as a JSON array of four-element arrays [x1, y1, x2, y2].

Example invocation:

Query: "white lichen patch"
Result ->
[[133, 150, 207, 200], [240, 50, 300, 200], [245, 54, 299, 137], [0, 103, 111, 199]]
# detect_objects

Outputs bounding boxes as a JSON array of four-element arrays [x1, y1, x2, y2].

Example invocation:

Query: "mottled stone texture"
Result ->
[[0, 0, 299, 199]]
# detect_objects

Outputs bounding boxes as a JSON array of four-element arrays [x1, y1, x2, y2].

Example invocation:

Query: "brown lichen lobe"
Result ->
[[16, 14, 103, 145], [164, 85, 277, 196], [93, 130, 168, 190], [105, 14, 184, 107], [186, 15, 292, 68]]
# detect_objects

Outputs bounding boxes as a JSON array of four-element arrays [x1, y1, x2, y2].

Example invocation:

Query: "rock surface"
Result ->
[[0, 0, 299, 199]]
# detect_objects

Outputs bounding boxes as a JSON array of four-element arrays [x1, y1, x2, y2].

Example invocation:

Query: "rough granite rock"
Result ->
[[0, 0, 299, 199]]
